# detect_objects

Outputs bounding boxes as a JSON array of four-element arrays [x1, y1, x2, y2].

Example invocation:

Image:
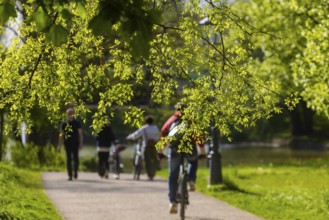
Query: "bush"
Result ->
[[80, 156, 98, 172], [11, 142, 65, 170]]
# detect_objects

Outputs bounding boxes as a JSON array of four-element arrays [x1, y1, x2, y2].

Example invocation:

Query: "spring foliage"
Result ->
[[0, 0, 305, 149], [237, 0, 329, 117]]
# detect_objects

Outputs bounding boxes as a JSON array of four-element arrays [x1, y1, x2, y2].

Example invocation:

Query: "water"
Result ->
[[220, 144, 329, 165], [81, 143, 329, 173]]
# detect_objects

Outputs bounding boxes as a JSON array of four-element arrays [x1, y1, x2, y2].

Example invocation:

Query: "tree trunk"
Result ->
[[0, 110, 3, 161], [290, 100, 314, 136], [208, 125, 222, 185]]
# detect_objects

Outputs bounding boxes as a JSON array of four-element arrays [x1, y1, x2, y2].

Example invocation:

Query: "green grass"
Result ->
[[157, 158, 329, 220], [0, 163, 62, 220], [4, 144, 329, 220]]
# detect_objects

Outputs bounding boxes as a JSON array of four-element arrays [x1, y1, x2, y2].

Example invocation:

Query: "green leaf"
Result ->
[[60, 9, 73, 23], [31, 6, 52, 32], [0, 2, 17, 25], [88, 14, 112, 36], [148, 9, 162, 25], [45, 24, 68, 46], [76, 2, 86, 19], [129, 18, 153, 59], [130, 31, 150, 59]]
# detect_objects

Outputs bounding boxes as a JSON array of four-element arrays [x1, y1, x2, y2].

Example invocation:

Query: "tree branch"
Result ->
[[206, 0, 280, 39]]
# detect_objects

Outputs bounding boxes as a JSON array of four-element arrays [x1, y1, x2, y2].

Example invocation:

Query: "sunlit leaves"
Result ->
[[28, 6, 51, 32], [45, 24, 67, 46], [123, 106, 144, 128], [88, 0, 162, 59], [240, 0, 329, 117], [0, 0, 291, 143], [75, 1, 87, 19], [0, 0, 16, 25]]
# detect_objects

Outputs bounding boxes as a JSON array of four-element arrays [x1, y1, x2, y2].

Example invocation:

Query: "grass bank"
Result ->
[[157, 157, 329, 220], [0, 163, 62, 220]]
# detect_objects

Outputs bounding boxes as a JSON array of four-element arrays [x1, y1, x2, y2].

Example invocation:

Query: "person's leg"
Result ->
[[72, 145, 79, 179], [168, 146, 181, 203], [64, 145, 73, 180], [187, 159, 198, 182], [144, 147, 157, 180], [187, 145, 198, 191], [98, 152, 105, 177], [104, 151, 109, 174], [100, 151, 110, 178]]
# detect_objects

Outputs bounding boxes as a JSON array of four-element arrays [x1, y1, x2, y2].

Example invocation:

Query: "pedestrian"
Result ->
[[160, 102, 206, 214], [95, 122, 116, 179], [126, 115, 160, 180], [57, 108, 83, 181]]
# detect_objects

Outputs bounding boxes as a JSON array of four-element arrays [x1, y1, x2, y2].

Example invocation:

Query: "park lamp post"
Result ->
[[208, 122, 223, 185], [199, 17, 223, 185]]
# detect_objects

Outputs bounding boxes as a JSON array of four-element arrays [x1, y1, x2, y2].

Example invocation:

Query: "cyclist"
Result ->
[[126, 115, 160, 180], [160, 102, 206, 214]]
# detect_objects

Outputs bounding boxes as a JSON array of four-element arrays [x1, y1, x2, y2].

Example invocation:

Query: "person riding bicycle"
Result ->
[[126, 115, 160, 180], [160, 102, 206, 214]]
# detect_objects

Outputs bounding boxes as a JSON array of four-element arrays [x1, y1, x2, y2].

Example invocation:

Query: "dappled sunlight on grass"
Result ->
[[196, 162, 329, 220]]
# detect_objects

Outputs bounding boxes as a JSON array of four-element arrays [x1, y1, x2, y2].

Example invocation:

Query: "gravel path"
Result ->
[[43, 172, 264, 220]]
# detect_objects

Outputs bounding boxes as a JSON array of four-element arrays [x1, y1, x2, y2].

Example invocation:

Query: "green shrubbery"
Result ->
[[10, 142, 65, 171]]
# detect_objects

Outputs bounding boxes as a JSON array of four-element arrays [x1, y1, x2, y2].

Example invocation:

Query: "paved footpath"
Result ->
[[43, 172, 264, 220]]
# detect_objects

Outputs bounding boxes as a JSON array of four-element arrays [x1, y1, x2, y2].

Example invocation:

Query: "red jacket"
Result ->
[[161, 111, 204, 148], [161, 111, 181, 138]]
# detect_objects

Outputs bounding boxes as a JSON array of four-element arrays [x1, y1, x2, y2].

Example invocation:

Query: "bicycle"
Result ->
[[133, 139, 143, 180], [109, 142, 126, 179], [177, 154, 206, 220], [132, 138, 159, 180]]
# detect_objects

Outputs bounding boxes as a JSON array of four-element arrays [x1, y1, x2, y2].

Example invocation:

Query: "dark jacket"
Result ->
[[96, 125, 115, 147]]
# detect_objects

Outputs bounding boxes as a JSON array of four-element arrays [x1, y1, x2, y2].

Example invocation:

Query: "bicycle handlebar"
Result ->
[[198, 154, 207, 160], [157, 152, 167, 160], [157, 153, 207, 160]]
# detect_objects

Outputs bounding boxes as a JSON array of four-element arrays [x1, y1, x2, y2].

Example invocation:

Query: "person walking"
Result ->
[[57, 108, 83, 181], [160, 102, 206, 214], [126, 115, 160, 180], [96, 122, 116, 179]]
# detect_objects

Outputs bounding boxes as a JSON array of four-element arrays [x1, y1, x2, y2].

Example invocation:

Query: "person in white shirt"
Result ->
[[126, 115, 160, 180]]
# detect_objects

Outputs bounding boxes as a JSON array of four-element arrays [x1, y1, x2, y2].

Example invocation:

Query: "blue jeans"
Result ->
[[168, 145, 198, 203]]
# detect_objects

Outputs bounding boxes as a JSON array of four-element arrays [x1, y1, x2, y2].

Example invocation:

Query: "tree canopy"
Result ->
[[1, 0, 306, 150], [237, 0, 329, 117]]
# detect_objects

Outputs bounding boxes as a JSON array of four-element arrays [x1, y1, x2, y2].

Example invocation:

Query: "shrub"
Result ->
[[10, 142, 65, 170]]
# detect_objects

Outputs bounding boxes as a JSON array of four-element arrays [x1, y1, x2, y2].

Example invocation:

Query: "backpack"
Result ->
[[167, 120, 185, 147]]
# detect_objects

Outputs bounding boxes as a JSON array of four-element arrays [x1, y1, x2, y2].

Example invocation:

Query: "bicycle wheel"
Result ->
[[133, 155, 142, 180], [179, 173, 188, 220], [114, 154, 121, 176]]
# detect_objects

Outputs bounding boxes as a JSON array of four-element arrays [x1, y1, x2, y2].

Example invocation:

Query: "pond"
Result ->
[[220, 144, 329, 166]]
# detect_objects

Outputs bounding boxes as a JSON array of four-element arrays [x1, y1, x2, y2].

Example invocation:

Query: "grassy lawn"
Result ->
[[157, 158, 329, 220], [0, 163, 62, 220], [3, 144, 329, 220]]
